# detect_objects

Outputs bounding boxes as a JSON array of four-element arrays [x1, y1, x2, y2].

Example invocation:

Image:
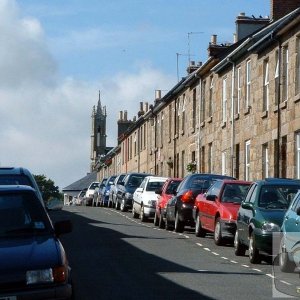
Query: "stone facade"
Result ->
[[95, 3, 300, 183]]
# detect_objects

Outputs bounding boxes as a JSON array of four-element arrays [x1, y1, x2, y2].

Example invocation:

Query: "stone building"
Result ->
[[96, 0, 300, 183]]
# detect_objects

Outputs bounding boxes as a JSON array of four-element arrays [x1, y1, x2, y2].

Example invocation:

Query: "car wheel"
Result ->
[[195, 214, 206, 237], [115, 199, 120, 210], [214, 218, 223, 246], [234, 230, 246, 256], [249, 233, 261, 264], [279, 242, 295, 272], [158, 212, 165, 229], [120, 199, 127, 212], [132, 206, 138, 218], [154, 212, 159, 226], [140, 205, 146, 222], [165, 217, 173, 231], [174, 212, 184, 233]]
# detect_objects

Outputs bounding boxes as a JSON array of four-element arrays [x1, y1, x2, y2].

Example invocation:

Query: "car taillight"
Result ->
[[181, 190, 194, 203]]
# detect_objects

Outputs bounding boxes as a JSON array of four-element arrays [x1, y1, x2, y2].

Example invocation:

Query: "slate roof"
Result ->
[[62, 171, 97, 193]]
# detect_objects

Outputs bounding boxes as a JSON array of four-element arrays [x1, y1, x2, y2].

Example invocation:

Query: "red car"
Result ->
[[193, 179, 251, 245], [154, 178, 182, 228]]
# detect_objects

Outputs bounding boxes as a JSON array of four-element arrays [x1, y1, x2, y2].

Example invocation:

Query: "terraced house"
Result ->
[[95, 0, 300, 183]]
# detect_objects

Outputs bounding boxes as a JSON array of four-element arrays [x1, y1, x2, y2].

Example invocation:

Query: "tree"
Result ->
[[33, 174, 61, 203]]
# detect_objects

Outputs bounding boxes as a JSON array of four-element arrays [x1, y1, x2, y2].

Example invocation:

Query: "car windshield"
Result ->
[[222, 184, 250, 203], [258, 185, 300, 209], [0, 175, 32, 186], [146, 181, 165, 192], [166, 181, 181, 194], [90, 183, 100, 190], [189, 177, 213, 192], [0, 192, 52, 237]]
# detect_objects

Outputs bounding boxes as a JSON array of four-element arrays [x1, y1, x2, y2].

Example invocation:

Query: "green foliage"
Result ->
[[33, 174, 61, 202]]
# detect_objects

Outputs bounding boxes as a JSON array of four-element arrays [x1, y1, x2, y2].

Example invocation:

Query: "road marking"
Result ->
[[221, 257, 228, 260], [230, 260, 238, 264], [266, 274, 275, 279], [280, 280, 292, 286], [251, 268, 262, 272], [203, 248, 211, 252], [241, 264, 249, 268], [196, 243, 203, 247], [212, 252, 219, 256], [197, 269, 209, 272], [184, 235, 189, 239]]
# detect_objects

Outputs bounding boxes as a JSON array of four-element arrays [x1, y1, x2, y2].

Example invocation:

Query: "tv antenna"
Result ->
[[176, 53, 191, 82], [188, 31, 204, 65]]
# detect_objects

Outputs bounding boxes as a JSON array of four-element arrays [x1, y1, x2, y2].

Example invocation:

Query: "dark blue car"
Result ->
[[0, 185, 73, 299]]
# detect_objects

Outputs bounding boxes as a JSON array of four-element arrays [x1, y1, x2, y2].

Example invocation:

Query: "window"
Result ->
[[222, 77, 227, 123], [176, 99, 180, 135], [209, 76, 213, 117], [168, 104, 172, 139], [208, 143, 212, 173], [296, 132, 300, 179], [192, 88, 197, 128], [181, 94, 186, 133], [263, 59, 269, 111], [275, 50, 279, 105], [201, 80, 206, 122], [282, 46, 289, 101], [222, 151, 227, 175], [201, 146, 205, 173], [235, 144, 240, 179], [246, 60, 251, 108], [245, 140, 251, 180], [281, 136, 287, 178], [160, 112, 164, 147], [181, 151, 185, 178], [236, 67, 241, 114], [262, 143, 269, 179], [134, 132, 137, 156], [296, 37, 300, 95]]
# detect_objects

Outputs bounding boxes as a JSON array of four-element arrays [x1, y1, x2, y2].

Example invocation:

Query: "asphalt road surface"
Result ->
[[49, 206, 297, 300]]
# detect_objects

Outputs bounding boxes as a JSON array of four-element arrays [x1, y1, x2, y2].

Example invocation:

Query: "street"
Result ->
[[50, 206, 293, 300]]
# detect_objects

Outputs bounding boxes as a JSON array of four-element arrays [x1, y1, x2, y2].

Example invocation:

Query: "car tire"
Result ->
[[120, 199, 127, 212], [115, 199, 120, 210], [154, 212, 159, 226], [234, 230, 246, 256], [214, 218, 223, 246], [174, 212, 184, 233], [140, 205, 146, 222], [158, 212, 165, 229], [249, 233, 261, 264], [279, 242, 296, 272], [132, 206, 138, 218], [195, 214, 206, 237], [165, 217, 173, 231]]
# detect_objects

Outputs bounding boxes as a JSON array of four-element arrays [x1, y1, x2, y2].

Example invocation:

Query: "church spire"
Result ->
[[97, 90, 102, 115]]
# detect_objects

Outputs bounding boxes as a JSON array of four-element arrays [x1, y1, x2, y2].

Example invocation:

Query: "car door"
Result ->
[[237, 183, 258, 245], [206, 181, 222, 231]]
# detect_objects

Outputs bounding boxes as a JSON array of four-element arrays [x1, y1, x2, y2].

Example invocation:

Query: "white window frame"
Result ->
[[283, 46, 289, 101], [246, 60, 251, 108], [245, 140, 251, 180], [262, 143, 269, 178], [209, 76, 213, 117], [263, 60, 269, 111], [237, 67, 241, 114], [297, 132, 300, 179]]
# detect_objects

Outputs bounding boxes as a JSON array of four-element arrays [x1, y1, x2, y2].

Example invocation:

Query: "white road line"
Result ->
[[230, 260, 238, 264], [280, 280, 292, 286], [241, 264, 249, 268], [251, 268, 262, 272], [184, 235, 189, 239], [221, 257, 228, 260], [212, 252, 219, 256], [196, 243, 203, 247], [266, 274, 275, 279], [203, 248, 211, 252]]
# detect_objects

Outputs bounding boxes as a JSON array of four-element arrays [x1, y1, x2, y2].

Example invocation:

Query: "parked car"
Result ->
[[154, 178, 182, 228], [193, 179, 251, 245], [46, 197, 64, 210], [115, 172, 151, 211], [132, 176, 168, 221], [165, 173, 235, 233], [234, 178, 300, 264], [0, 166, 44, 206], [74, 188, 87, 206], [108, 173, 126, 208], [279, 190, 300, 272], [85, 181, 101, 206], [98, 175, 116, 207], [0, 185, 73, 299]]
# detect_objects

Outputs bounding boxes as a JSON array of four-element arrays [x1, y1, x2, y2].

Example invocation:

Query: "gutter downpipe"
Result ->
[[198, 76, 202, 173], [228, 58, 236, 178], [275, 35, 282, 178], [173, 98, 177, 177]]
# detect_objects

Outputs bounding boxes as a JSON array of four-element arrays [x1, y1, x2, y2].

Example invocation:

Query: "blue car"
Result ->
[[99, 175, 116, 207], [0, 185, 73, 299]]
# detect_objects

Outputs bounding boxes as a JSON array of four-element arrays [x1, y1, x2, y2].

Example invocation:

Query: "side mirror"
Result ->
[[241, 202, 253, 210], [206, 194, 216, 201], [54, 220, 72, 236]]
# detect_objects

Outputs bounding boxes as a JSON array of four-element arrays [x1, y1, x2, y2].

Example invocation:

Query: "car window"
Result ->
[[166, 181, 181, 194], [139, 178, 146, 189], [127, 176, 145, 187], [146, 181, 165, 191], [258, 185, 300, 209], [222, 183, 250, 203], [189, 176, 212, 190], [0, 192, 52, 237], [244, 184, 256, 203], [207, 181, 222, 197], [90, 182, 100, 190], [0, 175, 32, 186], [290, 192, 300, 212]]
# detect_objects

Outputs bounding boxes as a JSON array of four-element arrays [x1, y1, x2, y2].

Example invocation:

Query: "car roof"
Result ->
[[0, 167, 32, 175], [146, 176, 168, 182], [256, 178, 300, 185], [0, 185, 36, 192]]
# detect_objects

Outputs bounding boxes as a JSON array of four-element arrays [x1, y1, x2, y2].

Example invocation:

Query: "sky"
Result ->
[[0, 0, 270, 190]]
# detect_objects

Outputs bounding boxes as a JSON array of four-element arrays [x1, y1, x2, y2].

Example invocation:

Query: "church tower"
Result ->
[[90, 91, 107, 171]]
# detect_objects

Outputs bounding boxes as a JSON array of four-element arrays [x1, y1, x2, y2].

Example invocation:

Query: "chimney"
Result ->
[[124, 110, 128, 121], [155, 90, 161, 100], [235, 12, 269, 41], [119, 111, 123, 121], [117, 110, 133, 144], [211, 34, 217, 45], [145, 102, 149, 112], [138, 101, 145, 117], [271, 0, 300, 21], [186, 60, 199, 74]]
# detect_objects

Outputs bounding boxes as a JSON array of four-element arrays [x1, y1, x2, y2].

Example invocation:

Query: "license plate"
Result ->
[[0, 297, 17, 300]]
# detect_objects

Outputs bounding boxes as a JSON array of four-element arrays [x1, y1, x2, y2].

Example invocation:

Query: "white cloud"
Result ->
[[0, 1, 176, 189]]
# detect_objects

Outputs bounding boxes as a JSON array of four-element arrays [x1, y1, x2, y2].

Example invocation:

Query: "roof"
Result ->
[[62, 171, 97, 192]]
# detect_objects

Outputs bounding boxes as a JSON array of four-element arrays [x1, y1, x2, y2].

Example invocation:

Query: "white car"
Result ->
[[132, 176, 168, 221]]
